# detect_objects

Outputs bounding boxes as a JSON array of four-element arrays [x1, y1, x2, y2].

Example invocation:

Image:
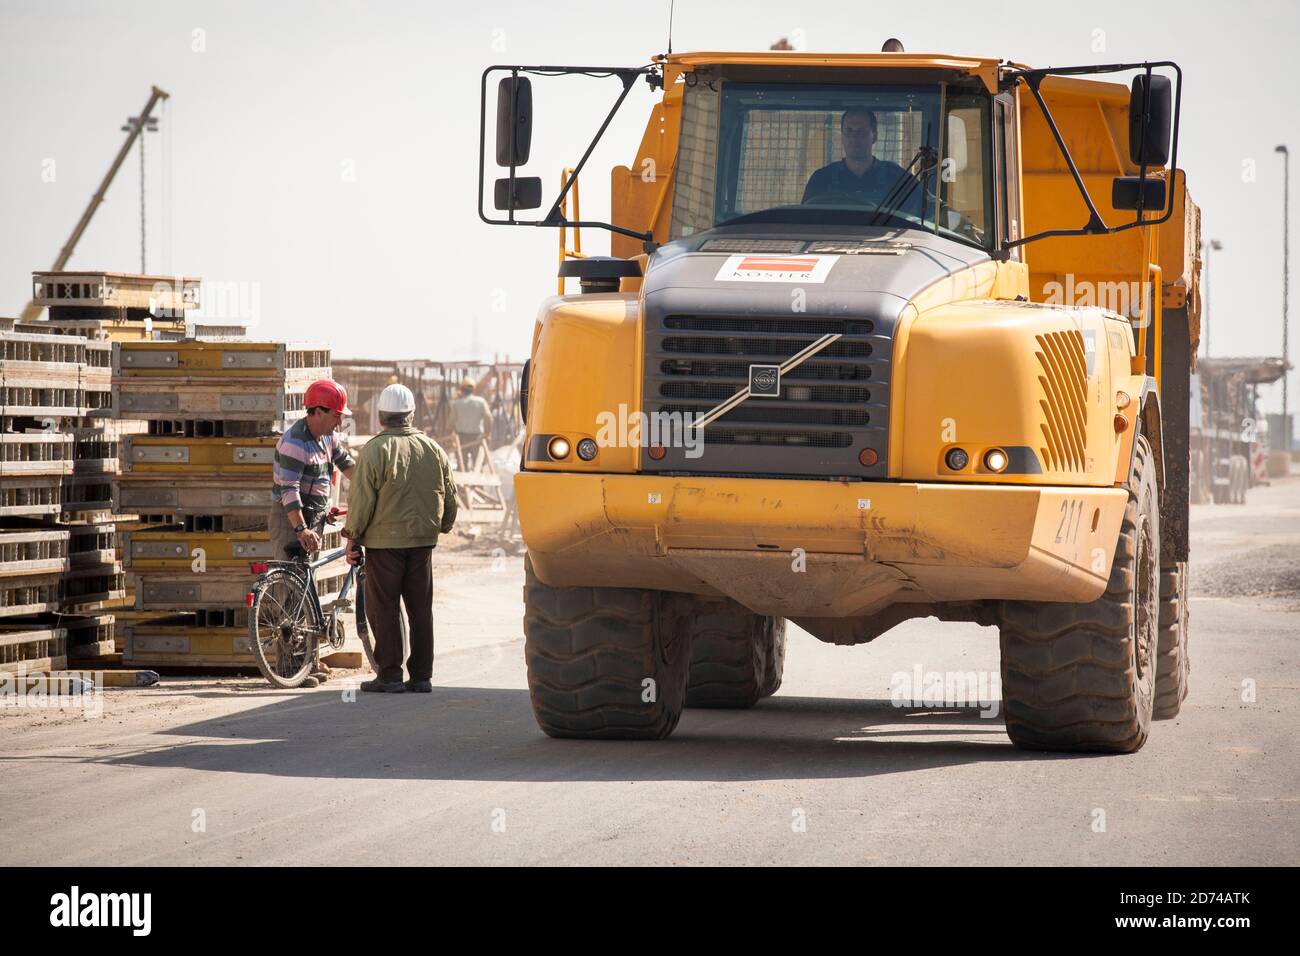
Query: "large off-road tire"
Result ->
[[998, 436, 1159, 753], [683, 596, 786, 709], [1153, 560, 1191, 719], [523, 556, 690, 739]]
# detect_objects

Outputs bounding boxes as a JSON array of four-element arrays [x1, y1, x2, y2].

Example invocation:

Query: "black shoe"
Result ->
[[361, 679, 407, 693], [404, 679, 433, 693]]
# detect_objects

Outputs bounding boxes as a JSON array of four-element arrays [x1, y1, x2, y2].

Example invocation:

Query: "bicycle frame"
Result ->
[[265, 544, 358, 636]]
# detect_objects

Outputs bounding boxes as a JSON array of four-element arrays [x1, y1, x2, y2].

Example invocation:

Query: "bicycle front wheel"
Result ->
[[250, 567, 317, 688]]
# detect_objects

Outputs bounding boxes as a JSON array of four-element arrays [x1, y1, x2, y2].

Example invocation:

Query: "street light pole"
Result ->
[[1203, 239, 1222, 358], [1277, 145, 1291, 452]]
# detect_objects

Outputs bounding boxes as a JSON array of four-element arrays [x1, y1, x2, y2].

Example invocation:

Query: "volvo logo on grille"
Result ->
[[749, 364, 781, 397], [691, 334, 840, 432]]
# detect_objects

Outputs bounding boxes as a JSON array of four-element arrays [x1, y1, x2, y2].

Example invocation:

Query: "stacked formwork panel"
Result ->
[[30, 271, 197, 343], [26, 269, 201, 654], [112, 340, 346, 668], [0, 330, 127, 672]]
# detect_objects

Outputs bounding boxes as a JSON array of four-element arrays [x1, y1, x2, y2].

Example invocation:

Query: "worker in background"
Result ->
[[449, 379, 494, 466], [343, 383, 458, 694], [271, 379, 356, 687]]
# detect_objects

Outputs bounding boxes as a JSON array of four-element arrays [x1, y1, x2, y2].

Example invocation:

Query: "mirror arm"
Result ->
[[544, 71, 639, 224], [479, 64, 654, 242], [1003, 60, 1183, 250], [1011, 73, 1110, 245]]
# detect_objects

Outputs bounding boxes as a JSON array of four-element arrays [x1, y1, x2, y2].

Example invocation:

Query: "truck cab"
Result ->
[[481, 50, 1199, 752]]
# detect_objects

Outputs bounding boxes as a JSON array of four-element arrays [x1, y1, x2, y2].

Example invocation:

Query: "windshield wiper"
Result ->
[[869, 145, 938, 228]]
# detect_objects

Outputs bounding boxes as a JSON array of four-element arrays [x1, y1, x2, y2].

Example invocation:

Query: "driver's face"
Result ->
[[842, 115, 876, 162], [317, 408, 343, 435]]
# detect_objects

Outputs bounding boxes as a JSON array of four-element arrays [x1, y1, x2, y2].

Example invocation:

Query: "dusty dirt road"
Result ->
[[3, 479, 1298, 866]]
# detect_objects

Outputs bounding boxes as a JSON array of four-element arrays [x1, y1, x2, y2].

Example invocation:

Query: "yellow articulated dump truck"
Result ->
[[478, 47, 1200, 752]]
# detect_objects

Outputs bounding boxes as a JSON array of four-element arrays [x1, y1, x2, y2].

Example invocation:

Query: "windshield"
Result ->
[[670, 78, 992, 248]]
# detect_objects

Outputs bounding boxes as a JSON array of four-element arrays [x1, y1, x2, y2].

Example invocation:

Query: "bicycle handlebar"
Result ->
[[310, 506, 348, 533]]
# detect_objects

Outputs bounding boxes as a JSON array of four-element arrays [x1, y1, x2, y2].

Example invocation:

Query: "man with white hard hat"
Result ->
[[342, 383, 458, 693]]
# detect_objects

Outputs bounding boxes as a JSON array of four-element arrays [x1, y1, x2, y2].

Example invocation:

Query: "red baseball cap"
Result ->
[[304, 379, 352, 415]]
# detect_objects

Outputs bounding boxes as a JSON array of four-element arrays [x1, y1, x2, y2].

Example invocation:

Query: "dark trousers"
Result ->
[[364, 546, 435, 683]]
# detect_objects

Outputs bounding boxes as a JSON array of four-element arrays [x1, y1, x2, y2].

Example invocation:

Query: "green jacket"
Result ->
[[342, 426, 458, 549]]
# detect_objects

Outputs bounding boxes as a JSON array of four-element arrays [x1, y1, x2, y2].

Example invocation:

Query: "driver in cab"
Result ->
[[802, 107, 923, 218]]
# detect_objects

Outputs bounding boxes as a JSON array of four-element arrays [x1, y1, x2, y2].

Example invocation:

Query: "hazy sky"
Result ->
[[2, 0, 1297, 415]]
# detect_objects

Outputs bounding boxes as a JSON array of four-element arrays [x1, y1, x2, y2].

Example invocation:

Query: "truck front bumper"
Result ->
[[515, 472, 1126, 618]]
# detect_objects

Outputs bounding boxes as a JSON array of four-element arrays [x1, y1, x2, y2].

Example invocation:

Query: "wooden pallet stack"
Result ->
[[112, 340, 347, 669], [0, 328, 127, 673], [31, 271, 198, 343]]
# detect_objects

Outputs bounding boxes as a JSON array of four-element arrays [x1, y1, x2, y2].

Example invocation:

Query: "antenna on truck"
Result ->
[[667, 0, 675, 55]]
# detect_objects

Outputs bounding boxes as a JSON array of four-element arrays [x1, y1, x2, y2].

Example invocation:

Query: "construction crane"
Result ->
[[19, 85, 169, 323]]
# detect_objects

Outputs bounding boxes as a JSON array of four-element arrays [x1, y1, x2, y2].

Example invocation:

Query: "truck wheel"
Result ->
[[683, 597, 786, 708], [523, 556, 689, 739], [1153, 561, 1191, 719], [998, 436, 1159, 753]]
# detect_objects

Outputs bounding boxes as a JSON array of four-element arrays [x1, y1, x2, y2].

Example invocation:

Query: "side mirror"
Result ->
[[1111, 175, 1167, 211], [946, 114, 969, 174], [495, 76, 533, 168], [494, 175, 543, 211], [1128, 74, 1172, 167]]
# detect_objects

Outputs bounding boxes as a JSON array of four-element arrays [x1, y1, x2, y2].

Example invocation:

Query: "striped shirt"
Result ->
[[273, 418, 355, 517]]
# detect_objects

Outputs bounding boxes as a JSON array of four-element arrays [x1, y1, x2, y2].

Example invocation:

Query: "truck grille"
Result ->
[[642, 310, 891, 477]]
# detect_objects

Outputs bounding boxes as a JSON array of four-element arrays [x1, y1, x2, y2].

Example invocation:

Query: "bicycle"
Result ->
[[248, 506, 384, 688]]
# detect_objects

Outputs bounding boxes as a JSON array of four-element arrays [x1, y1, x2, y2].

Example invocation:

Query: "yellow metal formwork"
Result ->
[[113, 340, 330, 378], [121, 529, 343, 570], [121, 436, 277, 476], [123, 623, 256, 668], [112, 479, 273, 519], [122, 530, 272, 570], [130, 557, 348, 611]]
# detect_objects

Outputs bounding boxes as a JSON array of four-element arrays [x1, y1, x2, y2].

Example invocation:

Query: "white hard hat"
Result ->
[[378, 383, 416, 414]]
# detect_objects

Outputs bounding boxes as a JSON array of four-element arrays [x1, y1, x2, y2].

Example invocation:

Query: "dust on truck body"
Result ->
[[479, 50, 1200, 752]]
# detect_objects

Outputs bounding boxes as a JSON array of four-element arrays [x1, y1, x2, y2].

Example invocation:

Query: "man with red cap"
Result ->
[[270, 380, 356, 684]]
